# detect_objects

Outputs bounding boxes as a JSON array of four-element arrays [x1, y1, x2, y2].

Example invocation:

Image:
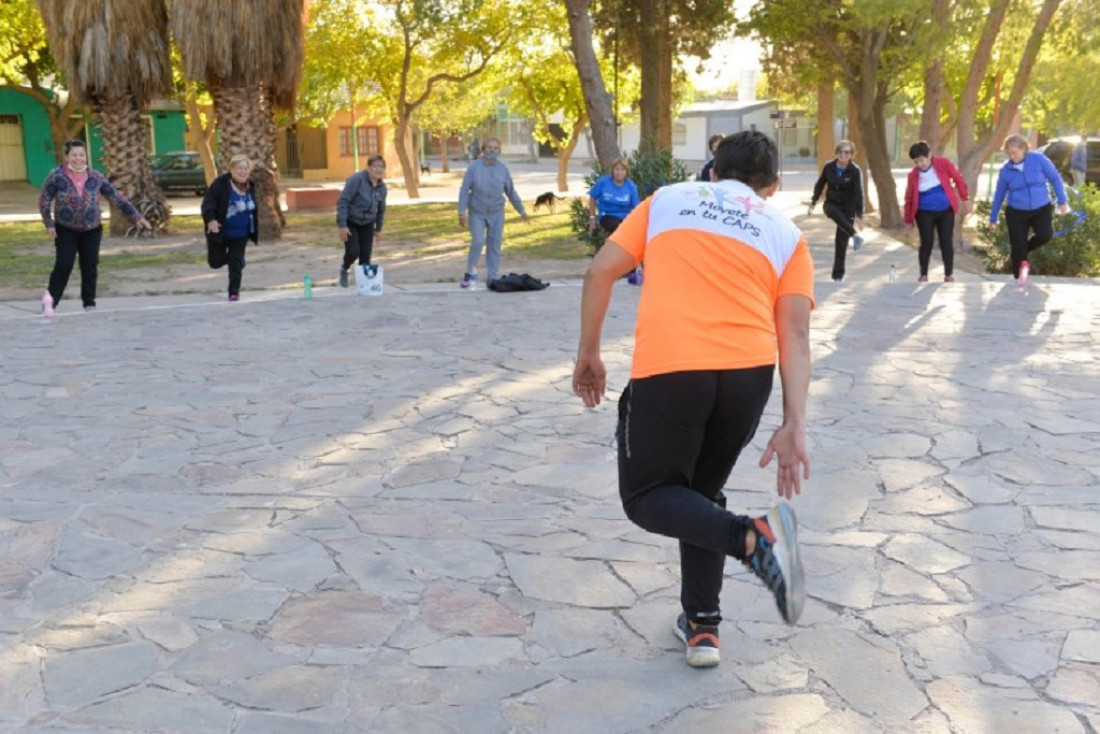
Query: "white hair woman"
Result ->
[[201, 154, 257, 301]]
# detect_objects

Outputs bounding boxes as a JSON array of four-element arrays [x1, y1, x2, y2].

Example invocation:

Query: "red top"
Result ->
[[903, 156, 969, 226]]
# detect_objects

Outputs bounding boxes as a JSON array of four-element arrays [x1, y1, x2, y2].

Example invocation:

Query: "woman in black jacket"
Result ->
[[808, 141, 865, 282], [201, 154, 258, 301]]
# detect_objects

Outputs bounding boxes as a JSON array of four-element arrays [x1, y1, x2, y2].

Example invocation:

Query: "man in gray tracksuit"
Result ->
[[457, 137, 528, 288]]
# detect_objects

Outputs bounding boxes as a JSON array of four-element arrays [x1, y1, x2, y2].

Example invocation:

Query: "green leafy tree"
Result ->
[[593, 0, 735, 152], [505, 3, 639, 191], [355, 0, 513, 199], [298, 0, 386, 172], [416, 69, 504, 173], [0, 0, 83, 159]]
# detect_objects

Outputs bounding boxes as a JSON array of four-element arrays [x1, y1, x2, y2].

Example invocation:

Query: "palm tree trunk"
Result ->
[[212, 84, 283, 240], [94, 93, 170, 236]]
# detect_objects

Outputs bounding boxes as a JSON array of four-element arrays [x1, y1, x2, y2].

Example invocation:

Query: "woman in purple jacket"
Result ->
[[989, 135, 1069, 288], [38, 139, 151, 316]]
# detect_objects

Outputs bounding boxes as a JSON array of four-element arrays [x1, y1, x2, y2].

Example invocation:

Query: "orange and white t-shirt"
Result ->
[[609, 179, 815, 379]]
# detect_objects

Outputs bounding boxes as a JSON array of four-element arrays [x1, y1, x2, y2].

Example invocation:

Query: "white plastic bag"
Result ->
[[355, 263, 383, 296]]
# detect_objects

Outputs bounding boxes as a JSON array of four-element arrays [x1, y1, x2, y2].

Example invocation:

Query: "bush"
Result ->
[[974, 184, 1100, 277], [570, 147, 693, 256]]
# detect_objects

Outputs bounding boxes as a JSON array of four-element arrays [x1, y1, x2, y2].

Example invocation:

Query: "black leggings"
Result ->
[[599, 215, 623, 234], [915, 208, 955, 277], [1004, 204, 1053, 278], [823, 202, 857, 280], [208, 236, 248, 296], [48, 224, 102, 308], [342, 222, 376, 270], [617, 367, 774, 624]]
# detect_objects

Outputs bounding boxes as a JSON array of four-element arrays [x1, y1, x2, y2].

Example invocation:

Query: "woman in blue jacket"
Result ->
[[989, 135, 1069, 287]]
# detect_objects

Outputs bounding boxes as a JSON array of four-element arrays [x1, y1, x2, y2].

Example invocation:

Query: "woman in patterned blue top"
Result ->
[[201, 154, 258, 302]]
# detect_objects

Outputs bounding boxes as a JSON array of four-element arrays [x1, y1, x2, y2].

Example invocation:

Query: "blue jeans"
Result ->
[[466, 210, 505, 281]]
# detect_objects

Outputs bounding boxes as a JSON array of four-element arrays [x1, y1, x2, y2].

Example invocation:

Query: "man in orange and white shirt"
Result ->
[[573, 131, 814, 668]]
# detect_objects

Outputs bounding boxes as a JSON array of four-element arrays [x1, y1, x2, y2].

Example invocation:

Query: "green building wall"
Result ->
[[0, 86, 187, 186], [0, 87, 57, 187]]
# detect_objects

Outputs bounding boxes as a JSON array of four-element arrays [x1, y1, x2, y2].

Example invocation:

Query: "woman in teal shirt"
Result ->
[[588, 158, 641, 234]]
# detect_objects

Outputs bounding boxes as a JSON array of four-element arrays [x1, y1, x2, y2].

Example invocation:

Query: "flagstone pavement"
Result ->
[[1, 214, 1099, 733]]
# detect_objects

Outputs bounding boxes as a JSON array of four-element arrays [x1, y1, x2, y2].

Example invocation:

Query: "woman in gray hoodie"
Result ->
[[336, 154, 387, 288]]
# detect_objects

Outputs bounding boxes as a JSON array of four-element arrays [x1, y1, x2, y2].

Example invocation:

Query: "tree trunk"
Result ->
[[212, 84, 283, 240], [556, 113, 589, 192], [656, 4, 672, 152], [638, 0, 659, 153], [955, 0, 1061, 202], [849, 71, 903, 226], [564, 0, 620, 168], [441, 135, 450, 173], [919, 58, 946, 153], [918, 0, 951, 153], [94, 93, 170, 236], [846, 94, 874, 216], [184, 87, 217, 185], [815, 78, 835, 169], [393, 118, 420, 199]]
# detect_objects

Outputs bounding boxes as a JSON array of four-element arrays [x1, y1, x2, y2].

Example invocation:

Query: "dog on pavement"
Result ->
[[420, 162, 431, 175], [534, 191, 563, 213]]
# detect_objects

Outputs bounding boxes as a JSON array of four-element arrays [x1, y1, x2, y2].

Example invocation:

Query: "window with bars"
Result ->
[[339, 126, 381, 157]]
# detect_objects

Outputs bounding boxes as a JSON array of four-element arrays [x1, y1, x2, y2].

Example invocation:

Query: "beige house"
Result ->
[[275, 110, 399, 181]]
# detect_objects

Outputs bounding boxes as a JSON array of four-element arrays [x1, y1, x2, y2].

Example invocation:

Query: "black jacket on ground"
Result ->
[[811, 160, 864, 217]]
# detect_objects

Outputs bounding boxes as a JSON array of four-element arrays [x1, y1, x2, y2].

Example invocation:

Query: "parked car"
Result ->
[[150, 151, 208, 195], [1036, 137, 1100, 187]]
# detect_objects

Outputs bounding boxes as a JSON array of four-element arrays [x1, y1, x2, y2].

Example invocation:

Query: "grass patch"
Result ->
[[0, 203, 588, 292]]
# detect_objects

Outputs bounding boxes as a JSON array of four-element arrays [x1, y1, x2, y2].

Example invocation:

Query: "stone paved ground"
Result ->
[[1, 211, 1099, 732]]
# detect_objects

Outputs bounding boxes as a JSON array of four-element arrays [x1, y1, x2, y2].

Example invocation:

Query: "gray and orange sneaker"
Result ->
[[746, 504, 805, 625], [673, 612, 720, 668]]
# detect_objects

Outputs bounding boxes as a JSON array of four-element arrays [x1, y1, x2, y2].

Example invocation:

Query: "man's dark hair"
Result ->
[[908, 140, 931, 160], [712, 131, 778, 191]]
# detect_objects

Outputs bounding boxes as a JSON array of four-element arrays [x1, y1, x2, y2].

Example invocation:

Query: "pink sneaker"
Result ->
[[41, 291, 54, 317], [228, 294, 240, 302], [1019, 261, 1030, 289]]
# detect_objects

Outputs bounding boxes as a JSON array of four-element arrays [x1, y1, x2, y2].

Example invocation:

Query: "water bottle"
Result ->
[[303, 274, 313, 300], [888, 265, 896, 283]]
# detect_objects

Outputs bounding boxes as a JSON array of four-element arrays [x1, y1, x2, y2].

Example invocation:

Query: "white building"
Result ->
[[616, 100, 815, 164]]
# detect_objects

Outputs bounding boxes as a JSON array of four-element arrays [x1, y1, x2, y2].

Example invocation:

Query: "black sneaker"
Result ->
[[673, 612, 720, 668], [746, 504, 805, 625], [339, 268, 349, 288]]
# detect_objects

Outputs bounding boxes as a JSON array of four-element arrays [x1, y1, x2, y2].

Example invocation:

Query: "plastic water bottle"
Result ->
[[888, 265, 896, 283], [303, 274, 313, 300]]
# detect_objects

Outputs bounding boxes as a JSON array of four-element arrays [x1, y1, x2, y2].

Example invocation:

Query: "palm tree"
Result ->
[[37, 0, 173, 236], [169, 0, 307, 240]]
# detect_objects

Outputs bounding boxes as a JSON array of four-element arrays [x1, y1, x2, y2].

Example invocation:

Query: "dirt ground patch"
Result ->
[[1, 227, 593, 303]]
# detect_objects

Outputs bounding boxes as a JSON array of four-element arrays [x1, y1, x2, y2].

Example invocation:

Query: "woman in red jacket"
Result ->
[[903, 141, 970, 283]]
